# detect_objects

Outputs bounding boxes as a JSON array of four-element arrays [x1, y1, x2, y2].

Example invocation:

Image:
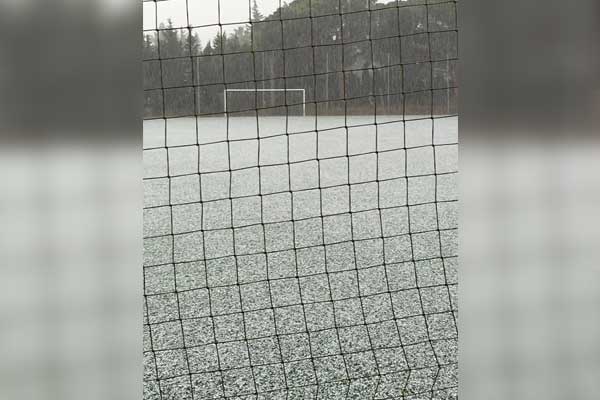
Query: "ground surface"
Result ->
[[143, 115, 458, 400]]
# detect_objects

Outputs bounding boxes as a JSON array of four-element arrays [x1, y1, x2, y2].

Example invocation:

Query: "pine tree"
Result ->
[[143, 34, 156, 60], [159, 19, 184, 58], [252, 0, 264, 21], [190, 32, 202, 55], [213, 31, 226, 54], [203, 42, 214, 56]]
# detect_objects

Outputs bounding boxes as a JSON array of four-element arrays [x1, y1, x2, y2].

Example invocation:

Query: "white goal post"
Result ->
[[224, 89, 306, 116]]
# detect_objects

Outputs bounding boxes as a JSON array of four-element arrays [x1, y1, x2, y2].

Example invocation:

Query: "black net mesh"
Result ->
[[143, 1, 458, 399]]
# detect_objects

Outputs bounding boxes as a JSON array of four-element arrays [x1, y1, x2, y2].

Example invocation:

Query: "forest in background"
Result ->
[[143, 0, 457, 118]]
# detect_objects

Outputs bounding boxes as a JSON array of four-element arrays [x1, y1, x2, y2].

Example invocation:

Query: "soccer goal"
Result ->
[[223, 88, 306, 116]]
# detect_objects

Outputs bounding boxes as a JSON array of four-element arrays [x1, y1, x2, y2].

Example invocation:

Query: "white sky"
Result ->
[[144, 0, 283, 43], [143, 0, 396, 44], [143, 0, 281, 29]]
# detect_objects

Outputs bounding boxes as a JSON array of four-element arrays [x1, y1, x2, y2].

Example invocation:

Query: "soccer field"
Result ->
[[143, 115, 458, 400]]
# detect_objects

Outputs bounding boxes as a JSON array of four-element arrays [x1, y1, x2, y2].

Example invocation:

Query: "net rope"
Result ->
[[143, 1, 458, 399]]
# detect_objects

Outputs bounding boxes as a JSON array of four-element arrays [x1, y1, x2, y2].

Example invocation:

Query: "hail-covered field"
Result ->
[[143, 115, 458, 400]]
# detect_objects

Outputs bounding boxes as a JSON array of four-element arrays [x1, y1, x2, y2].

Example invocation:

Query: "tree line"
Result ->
[[144, 0, 457, 118]]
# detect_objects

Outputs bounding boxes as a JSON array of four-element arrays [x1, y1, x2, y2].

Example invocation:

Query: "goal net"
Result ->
[[143, 1, 458, 399]]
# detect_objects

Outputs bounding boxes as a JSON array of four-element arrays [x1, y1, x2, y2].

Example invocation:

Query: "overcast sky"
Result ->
[[144, 0, 281, 40], [143, 0, 394, 44]]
